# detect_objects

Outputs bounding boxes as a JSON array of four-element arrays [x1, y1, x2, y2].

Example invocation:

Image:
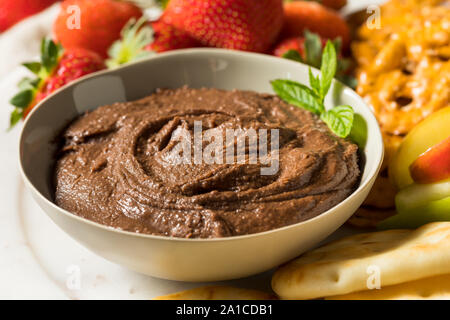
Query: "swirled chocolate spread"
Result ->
[[54, 87, 360, 238]]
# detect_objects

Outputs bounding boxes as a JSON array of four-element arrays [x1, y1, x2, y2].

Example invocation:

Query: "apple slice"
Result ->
[[378, 181, 450, 229], [410, 136, 450, 184], [378, 196, 450, 229], [395, 180, 450, 212], [390, 107, 450, 189]]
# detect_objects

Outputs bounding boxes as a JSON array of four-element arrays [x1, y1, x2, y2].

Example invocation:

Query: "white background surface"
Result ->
[[0, 0, 383, 299]]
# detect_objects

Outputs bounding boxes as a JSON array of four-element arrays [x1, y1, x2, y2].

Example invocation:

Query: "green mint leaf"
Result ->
[[304, 30, 322, 68], [9, 108, 23, 130], [308, 68, 320, 96], [348, 113, 368, 148], [23, 62, 42, 74], [271, 79, 324, 115], [320, 40, 337, 100], [320, 105, 354, 138], [9, 90, 34, 109], [271, 36, 361, 142], [282, 49, 303, 63]]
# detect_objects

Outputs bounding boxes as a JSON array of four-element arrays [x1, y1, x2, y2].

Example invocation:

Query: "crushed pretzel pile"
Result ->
[[350, 0, 450, 227]]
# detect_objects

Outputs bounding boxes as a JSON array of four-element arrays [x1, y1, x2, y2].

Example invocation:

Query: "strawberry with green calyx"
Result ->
[[107, 16, 201, 68], [164, 0, 284, 53], [9, 38, 105, 129], [148, 17, 202, 53], [53, 0, 143, 58], [107, 18, 155, 68], [274, 31, 356, 88], [271, 41, 356, 139]]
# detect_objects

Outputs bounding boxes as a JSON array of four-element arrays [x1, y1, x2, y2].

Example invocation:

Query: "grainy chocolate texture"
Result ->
[[54, 87, 360, 238]]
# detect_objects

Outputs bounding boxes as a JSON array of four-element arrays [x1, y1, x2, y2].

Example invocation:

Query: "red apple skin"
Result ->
[[409, 136, 450, 184]]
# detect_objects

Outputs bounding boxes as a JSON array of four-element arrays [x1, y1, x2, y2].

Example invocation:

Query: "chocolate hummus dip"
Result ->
[[54, 87, 360, 238]]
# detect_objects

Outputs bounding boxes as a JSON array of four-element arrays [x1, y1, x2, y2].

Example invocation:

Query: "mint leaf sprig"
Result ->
[[271, 41, 354, 138]]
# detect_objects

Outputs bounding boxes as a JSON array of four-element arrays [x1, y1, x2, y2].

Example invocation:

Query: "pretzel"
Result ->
[[349, 0, 450, 227], [353, 1, 450, 136], [359, 132, 402, 208]]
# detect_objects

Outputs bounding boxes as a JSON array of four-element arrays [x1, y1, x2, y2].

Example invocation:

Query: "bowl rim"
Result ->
[[19, 48, 384, 243]]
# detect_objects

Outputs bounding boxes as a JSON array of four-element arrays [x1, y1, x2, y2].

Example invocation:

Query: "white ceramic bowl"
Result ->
[[19, 49, 383, 282]]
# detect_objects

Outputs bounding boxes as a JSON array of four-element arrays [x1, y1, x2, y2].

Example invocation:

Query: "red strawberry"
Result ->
[[273, 37, 304, 58], [37, 49, 105, 101], [164, 0, 284, 53], [320, 0, 347, 10], [107, 17, 201, 68], [53, 0, 142, 58], [273, 35, 326, 58], [148, 18, 201, 53], [9, 39, 105, 127], [282, 1, 351, 49], [284, 0, 347, 11], [0, 0, 58, 32]]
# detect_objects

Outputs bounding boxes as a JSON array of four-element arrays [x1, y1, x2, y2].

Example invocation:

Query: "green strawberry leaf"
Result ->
[[10, 90, 34, 109], [156, 0, 169, 9], [304, 30, 322, 69], [320, 105, 354, 138], [320, 40, 337, 100], [18, 77, 41, 91], [282, 50, 303, 63], [9, 108, 23, 130], [107, 17, 155, 69], [271, 79, 324, 115], [22, 62, 42, 75], [18, 78, 33, 90], [41, 38, 62, 73]]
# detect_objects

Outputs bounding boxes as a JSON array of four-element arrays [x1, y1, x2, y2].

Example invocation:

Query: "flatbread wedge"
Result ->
[[154, 286, 276, 300], [327, 274, 450, 300], [272, 222, 450, 300]]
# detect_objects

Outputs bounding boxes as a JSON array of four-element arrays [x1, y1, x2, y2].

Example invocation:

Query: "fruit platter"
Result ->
[[0, 0, 449, 301]]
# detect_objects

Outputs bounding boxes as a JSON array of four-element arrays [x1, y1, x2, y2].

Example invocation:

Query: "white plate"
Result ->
[[0, 0, 384, 299]]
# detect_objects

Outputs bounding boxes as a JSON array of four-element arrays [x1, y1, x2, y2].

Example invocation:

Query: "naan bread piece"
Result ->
[[327, 274, 450, 300], [272, 222, 450, 300], [155, 286, 276, 300]]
